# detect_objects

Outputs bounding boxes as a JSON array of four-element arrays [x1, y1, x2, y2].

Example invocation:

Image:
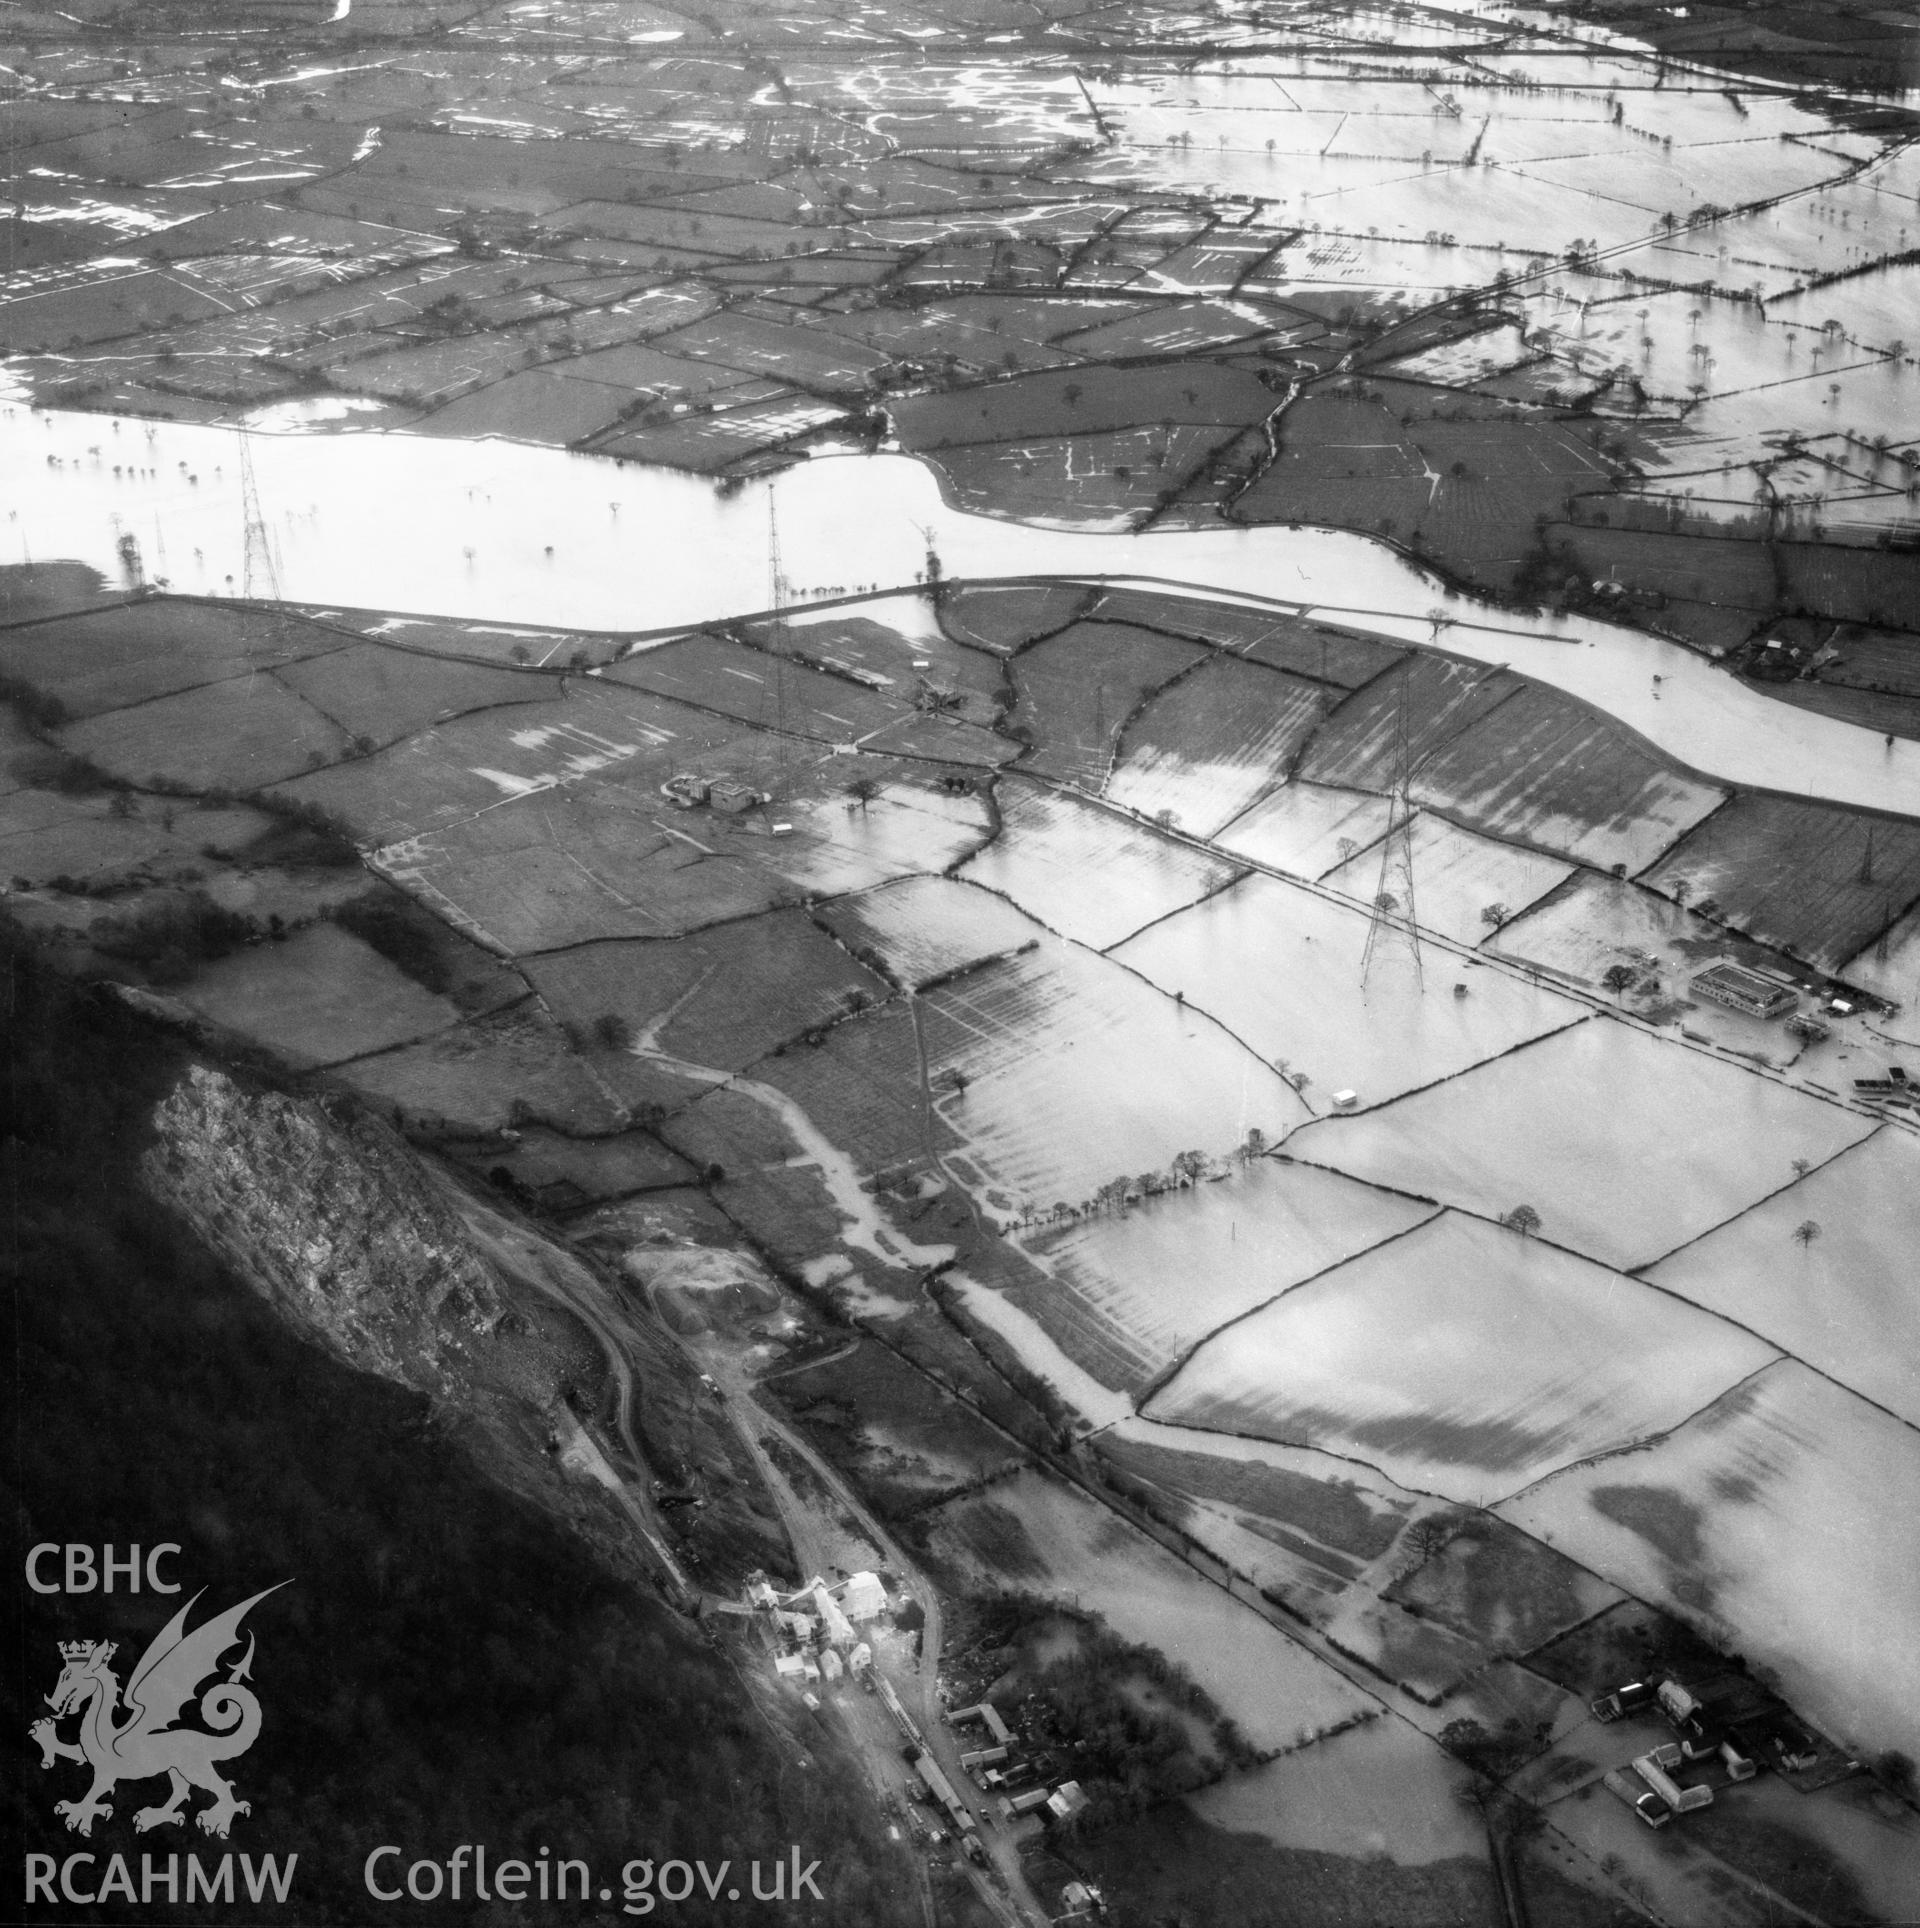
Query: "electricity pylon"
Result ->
[[1361, 676, 1424, 992], [239, 428, 280, 602]]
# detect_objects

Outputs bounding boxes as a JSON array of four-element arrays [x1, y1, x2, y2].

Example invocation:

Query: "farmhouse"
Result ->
[[1690, 963, 1798, 1020], [1046, 1780, 1090, 1823]]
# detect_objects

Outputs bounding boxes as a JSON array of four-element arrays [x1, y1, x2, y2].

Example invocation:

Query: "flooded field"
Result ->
[[1645, 1127, 1920, 1427], [1113, 870, 1586, 1111], [7, 0, 1920, 1915], [921, 1466, 1377, 1754], [1190, 1715, 1486, 1868], [9, 406, 1920, 815], [1014, 1157, 1436, 1393], [1147, 1210, 1778, 1505], [1502, 1361, 1920, 1766], [1290, 1017, 1877, 1270]]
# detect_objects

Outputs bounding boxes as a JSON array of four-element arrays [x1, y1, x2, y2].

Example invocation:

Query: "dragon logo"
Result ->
[[30, 1584, 287, 1840]]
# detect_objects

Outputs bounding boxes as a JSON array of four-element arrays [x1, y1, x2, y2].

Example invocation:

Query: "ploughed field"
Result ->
[[8, 549, 1920, 1923]]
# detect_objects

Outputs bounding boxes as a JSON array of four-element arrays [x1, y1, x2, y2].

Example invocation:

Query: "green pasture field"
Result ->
[[334, 1003, 627, 1137], [1107, 655, 1335, 833], [1803, 621, 1920, 701], [1759, 677, 1920, 743], [764, 606, 1006, 726], [1051, 298, 1280, 357], [660, 1088, 884, 1264], [1237, 389, 1624, 584], [178, 921, 459, 1069], [540, 201, 833, 260], [963, 778, 1242, 948], [556, 340, 758, 399], [937, 580, 1098, 654], [0, 268, 230, 352], [892, 360, 1277, 448], [524, 908, 888, 1071], [647, 312, 891, 392], [1640, 792, 1920, 973], [1409, 682, 1730, 874], [603, 630, 909, 741], [452, 1124, 695, 1202], [1382, 1514, 1623, 1661], [0, 562, 119, 628], [709, 254, 898, 288], [61, 672, 353, 791], [1550, 523, 1779, 618], [0, 599, 345, 718], [288, 605, 625, 670], [815, 873, 1046, 989], [1008, 619, 1210, 786], [766, 1337, 1023, 1517], [378, 806, 795, 954], [748, 997, 959, 1176], [276, 641, 560, 748], [1096, 1431, 1411, 1566], [318, 329, 565, 407], [855, 711, 1018, 768], [1087, 588, 1405, 688], [0, 789, 268, 891], [1297, 652, 1525, 796], [413, 368, 637, 446], [270, 681, 746, 844], [1780, 541, 1920, 632], [592, 392, 846, 472]]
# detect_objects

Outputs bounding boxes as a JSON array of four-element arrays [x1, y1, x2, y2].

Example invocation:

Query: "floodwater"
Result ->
[[6, 402, 1920, 816], [1190, 1715, 1487, 1868]]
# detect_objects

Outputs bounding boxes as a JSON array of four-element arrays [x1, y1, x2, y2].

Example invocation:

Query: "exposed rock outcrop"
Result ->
[[143, 1061, 518, 1400]]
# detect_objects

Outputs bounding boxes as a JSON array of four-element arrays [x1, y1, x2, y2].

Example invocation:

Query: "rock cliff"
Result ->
[[143, 1061, 539, 1403]]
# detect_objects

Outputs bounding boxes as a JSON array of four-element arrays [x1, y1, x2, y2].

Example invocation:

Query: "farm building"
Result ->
[[1047, 1780, 1090, 1823], [841, 1571, 887, 1621], [661, 772, 711, 808], [951, 1700, 1012, 1747], [1691, 963, 1798, 1020], [1633, 1753, 1711, 1813], [1602, 1767, 1671, 1829], [913, 1752, 975, 1835], [708, 777, 763, 815]]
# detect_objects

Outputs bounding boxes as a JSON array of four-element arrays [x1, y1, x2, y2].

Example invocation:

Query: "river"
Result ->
[[5, 400, 1916, 817]]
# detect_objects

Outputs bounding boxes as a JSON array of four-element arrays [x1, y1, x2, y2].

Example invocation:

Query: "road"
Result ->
[[449, 1195, 695, 1597], [649, 1277, 1049, 1928]]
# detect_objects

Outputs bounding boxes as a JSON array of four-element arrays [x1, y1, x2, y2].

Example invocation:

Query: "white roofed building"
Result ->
[[842, 1571, 887, 1622]]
